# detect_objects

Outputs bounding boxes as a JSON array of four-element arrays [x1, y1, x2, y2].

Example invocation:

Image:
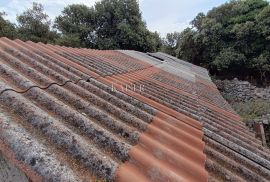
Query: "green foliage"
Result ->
[[252, 52, 270, 80], [54, 34, 82, 47], [161, 32, 180, 56], [211, 48, 246, 72], [170, 0, 270, 83], [54, 0, 161, 52], [256, 5, 270, 40], [17, 2, 59, 43], [232, 99, 270, 120], [191, 12, 205, 31], [1, 1, 161, 52], [54, 4, 95, 47], [150, 31, 163, 52], [176, 28, 201, 65], [0, 12, 17, 39], [94, 0, 142, 49]]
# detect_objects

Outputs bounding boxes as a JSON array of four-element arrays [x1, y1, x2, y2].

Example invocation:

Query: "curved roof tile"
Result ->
[[0, 37, 269, 182]]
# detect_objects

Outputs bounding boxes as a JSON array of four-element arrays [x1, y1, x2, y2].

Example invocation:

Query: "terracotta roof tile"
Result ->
[[0, 37, 269, 182]]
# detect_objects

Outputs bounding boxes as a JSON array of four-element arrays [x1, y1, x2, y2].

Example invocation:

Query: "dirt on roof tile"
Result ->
[[0, 37, 269, 182]]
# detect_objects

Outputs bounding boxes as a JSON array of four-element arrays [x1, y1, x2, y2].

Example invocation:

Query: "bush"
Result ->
[[232, 99, 270, 120]]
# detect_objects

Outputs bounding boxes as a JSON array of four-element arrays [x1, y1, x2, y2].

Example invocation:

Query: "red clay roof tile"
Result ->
[[0, 37, 269, 182]]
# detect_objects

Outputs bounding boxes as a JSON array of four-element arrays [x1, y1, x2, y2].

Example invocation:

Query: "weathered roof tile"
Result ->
[[0, 37, 269, 182]]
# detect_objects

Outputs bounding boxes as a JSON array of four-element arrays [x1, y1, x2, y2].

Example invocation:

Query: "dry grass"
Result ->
[[231, 99, 270, 120]]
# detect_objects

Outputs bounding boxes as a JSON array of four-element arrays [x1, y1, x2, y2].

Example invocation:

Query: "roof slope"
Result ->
[[0, 37, 206, 182], [119, 51, 270, 181], [0, 37, 269, 182]]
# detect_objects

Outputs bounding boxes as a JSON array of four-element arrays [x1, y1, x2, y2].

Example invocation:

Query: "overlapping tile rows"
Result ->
[[117, 51, 270, 181], [0, 37, 269, 182], [0, 37, 207, 182]]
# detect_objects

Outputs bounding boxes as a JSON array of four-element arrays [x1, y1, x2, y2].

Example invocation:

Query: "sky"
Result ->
[[0, 0, 228, 37]]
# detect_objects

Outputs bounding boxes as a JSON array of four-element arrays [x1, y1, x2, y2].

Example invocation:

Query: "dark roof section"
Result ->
[[0, 38, 207, 182]]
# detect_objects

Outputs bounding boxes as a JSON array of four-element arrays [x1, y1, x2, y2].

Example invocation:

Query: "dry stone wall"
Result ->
[[214, 78, 270, 102]]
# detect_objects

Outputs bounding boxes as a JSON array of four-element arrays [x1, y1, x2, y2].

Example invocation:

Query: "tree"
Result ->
[[94, 0, 157, 52], [191, 12, 205, 31], [173, 0, 270, 83], [256, 5, 270, 40], [54, 0, 160, 52], [54, 34, 82, 47], [54, 4, 95, 47], [161, 32, 180, 56], [175, 28, 201, 65], [0, 12, 17, 38], [17, 2, 58, 43], [150, 31, 162, 52], [211, 48, 246, 75], [252, 52, 270, 82]]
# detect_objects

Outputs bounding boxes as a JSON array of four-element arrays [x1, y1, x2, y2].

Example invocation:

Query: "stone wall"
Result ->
[[214, 78, 270, 102]]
